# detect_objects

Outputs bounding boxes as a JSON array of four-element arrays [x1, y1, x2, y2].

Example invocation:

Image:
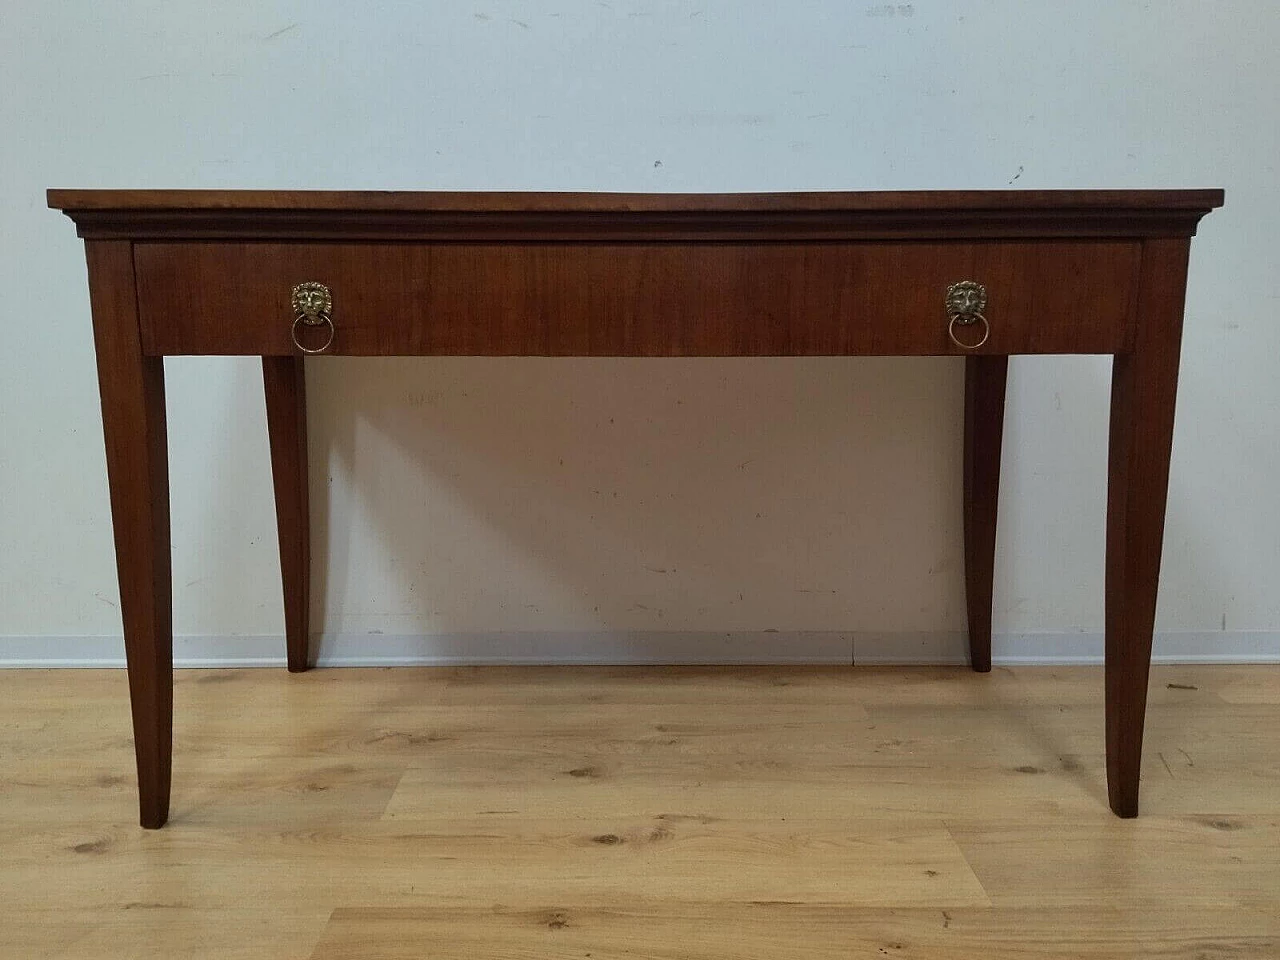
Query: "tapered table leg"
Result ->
[[263, 356, 311, 672], [963, 355, 1008, 673], [1105, 238, 1191, 818], [86, 242, 173, 829]]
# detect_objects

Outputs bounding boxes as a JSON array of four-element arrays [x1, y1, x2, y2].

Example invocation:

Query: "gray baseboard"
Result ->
[[854, 631, 1280, 664], [1, 630, 1277, 668]]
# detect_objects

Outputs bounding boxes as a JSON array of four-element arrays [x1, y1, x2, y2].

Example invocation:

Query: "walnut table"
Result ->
[[48, 188, 1223, 827]]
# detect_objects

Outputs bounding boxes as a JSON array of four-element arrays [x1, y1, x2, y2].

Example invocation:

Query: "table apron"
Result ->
[[132, 240, 1140, 357]]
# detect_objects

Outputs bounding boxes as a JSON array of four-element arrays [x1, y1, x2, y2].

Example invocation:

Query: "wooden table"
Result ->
[[49, 188, 1222, 827]]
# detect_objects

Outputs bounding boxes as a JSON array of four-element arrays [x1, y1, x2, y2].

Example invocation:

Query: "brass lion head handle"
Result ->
[[945, 280, 989, 350], [290, 281, 335, 354], [292, 282, 332, 325]]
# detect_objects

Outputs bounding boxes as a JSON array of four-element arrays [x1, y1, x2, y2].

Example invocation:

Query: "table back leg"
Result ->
[[86, 241, 173, 829], [963, 355, 1008, 673], [263, 356, 312, 672], [1105, 237, 1190, 817]]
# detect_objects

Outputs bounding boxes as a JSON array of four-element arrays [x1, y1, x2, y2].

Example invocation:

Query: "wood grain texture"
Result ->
[[1105, 238, 1192, 817], [84, 241, 173, 830], [948, 817, 1280, 908], [963, 356, 1008, 672], [310, 905, 1280, 960], [262, 357, 311, 672], [133, 241, 1140, 357], [1, 665, 1277, 959]]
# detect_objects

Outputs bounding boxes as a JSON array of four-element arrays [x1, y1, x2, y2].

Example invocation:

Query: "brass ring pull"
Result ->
[[291, 314, 335, 354], [290, 281, 334, 354], [947, 312, 990, 350], [945, 280, 989, 351]]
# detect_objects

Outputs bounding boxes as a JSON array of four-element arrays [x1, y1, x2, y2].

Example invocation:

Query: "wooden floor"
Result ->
[[2, 664, 1278, 959]]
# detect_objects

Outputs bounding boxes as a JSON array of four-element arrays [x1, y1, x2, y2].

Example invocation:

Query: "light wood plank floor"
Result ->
[[2, 664, 1278, 959]]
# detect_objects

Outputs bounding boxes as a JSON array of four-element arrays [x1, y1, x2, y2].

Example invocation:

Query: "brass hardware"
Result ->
[[290, 281, 334, 354], [945, 280, 986, 322], [948, 313, 990, 349], [945, 280, 989, 350], [291, 281, 332, 323]]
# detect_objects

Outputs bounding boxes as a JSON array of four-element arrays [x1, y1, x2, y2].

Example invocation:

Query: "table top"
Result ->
[[48, 188, 1224, 242], [49, 188, 1224, 213]]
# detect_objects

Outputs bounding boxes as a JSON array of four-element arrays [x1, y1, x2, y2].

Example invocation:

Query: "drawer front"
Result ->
[[134, 241, 1138, 356]]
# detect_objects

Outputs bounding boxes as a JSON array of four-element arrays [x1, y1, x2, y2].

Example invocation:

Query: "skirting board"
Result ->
[[1, 631, 1278, 668]]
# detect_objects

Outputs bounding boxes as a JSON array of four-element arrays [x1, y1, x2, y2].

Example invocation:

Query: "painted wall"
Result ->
[[2, 2, 1277, 663]]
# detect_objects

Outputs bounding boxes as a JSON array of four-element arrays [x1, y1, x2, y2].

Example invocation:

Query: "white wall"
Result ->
[[2, 1, 1277, 665]]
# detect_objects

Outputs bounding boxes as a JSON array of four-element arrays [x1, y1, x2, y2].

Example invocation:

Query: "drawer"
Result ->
[[133, 241, 1139, 356]]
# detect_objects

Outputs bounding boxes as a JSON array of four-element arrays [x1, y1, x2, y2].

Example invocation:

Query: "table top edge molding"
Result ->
[[48, 189, 1223, 241]]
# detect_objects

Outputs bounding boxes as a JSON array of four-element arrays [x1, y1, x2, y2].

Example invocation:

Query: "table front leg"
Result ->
[[1105, 238, 1190, 817], [262, 357, 311, 672], [963, 355, 1008, 673], [86, 242, 173, 829]]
